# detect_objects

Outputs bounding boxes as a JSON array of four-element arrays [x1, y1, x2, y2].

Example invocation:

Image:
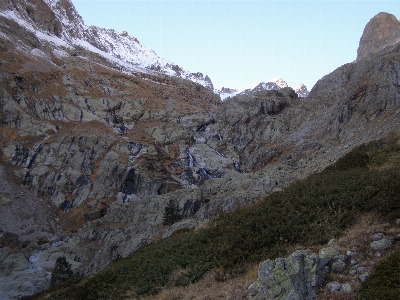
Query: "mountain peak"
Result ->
[[294, 83, 309, 98], [217, 79, 308, 100], [274, 78, 288, 88], [357, 12, 400, 60], [0, 0, 215, 90]]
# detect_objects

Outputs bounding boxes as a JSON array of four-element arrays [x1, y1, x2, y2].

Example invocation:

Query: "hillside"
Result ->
[[24, 134, 400, 299], [1, 1, 400, 299]]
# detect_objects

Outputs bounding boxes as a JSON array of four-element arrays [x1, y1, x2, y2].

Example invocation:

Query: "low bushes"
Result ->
[[358, 251, 400, 300], [28, 138, 400, 299]]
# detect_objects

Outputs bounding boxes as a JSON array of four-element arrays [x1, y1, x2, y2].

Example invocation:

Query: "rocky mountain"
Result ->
[[357, 12, 400, 60], [294, 83, 309, 97], [274, 77, 288, 88], [0, 1, 400, 298], [217, 78, 309, 100], [0, 0, 214, 90], [216, 87, 240, 100], [238, 79, 287, 96]]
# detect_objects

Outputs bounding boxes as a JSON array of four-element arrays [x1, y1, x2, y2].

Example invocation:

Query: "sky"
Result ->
[[72, 1, 400, 91]]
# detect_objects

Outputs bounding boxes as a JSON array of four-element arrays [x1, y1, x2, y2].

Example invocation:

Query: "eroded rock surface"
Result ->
[[1, 3, 400, 299], [248, 250, 330, 300], [357, 12, 400, 60]]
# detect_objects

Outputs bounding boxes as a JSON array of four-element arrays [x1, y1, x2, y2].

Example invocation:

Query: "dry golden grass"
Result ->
[[139, 267, 257, 300]]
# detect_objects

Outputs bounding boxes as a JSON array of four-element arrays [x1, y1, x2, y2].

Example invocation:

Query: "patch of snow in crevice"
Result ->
[[140, 77, 174, 87], [36, 30, 70, 48], [0, 10, 71, 49], [219, 92, 238, 101], [75, 56, 135, 76], [0, 10, 37, 33], [52, 49, 69, 58], [30, 48, 49, 58], [42, 0, 59, 9]]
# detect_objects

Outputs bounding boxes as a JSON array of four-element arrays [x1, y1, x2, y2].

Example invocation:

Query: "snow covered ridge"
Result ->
[[216, 79, 309, 100], [0, 0, 214, 90], [295, 84, 310, 98]]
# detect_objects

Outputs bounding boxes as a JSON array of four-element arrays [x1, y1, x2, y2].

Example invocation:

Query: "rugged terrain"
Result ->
[[0, 0, 400, 298], [216, 79, 309, 100]]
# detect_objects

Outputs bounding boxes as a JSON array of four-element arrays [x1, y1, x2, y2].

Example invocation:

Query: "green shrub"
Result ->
[[50, 257, 74, 287], [358, 251, 400, 300], [327, 145, 370, 171], [162, 200, 182, 225]]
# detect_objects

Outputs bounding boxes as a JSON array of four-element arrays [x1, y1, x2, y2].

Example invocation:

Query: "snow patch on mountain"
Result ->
[[0, 0, 214, 90], [294, 84, 310, 98], [217, 78, 308, 100], [217, 87, 240, 100], [274, 78, 289, 88]]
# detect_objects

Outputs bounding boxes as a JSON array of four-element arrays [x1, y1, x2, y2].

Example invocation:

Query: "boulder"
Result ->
[[359, 272, 370, 282], [331, 258, 347, 273], [370, 238, 392, 251], [341, 283, 352, 293], [319, 247, 341, 259], [248, 250, 331, 300]]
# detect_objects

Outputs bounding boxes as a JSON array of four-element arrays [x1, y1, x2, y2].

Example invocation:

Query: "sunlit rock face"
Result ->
[[357, 12, 400, 60], [295, 83, 309, 98]]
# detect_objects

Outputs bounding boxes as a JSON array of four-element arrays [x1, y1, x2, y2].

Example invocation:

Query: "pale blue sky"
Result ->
[[72, 1, 400, 91]]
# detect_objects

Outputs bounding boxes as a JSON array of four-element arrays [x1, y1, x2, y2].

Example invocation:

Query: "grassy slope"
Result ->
[[26, 137, 400, 300]]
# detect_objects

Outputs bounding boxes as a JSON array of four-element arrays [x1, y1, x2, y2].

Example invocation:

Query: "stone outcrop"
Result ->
[[248, 246, 380, 299], [248, 222, 400, 300], [0, 163, 68, 298], [370, 238, 392, 251], [248, 249, 338, 300], [357, 12, 400, 60]]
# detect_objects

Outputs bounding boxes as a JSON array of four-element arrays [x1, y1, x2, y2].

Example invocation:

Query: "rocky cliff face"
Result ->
[[1, 2, 400, 299], [357, 12, 400, 60]]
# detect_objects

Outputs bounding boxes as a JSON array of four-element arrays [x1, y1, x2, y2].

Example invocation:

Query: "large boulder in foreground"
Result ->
[[248, 249, 332, 300]]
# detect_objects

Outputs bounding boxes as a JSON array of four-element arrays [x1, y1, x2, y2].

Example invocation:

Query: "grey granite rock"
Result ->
[[248, 249, 332, 300], [359, 272, 370, 282], [331, 259, 347, 273], [370, 239, 392, 251]]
